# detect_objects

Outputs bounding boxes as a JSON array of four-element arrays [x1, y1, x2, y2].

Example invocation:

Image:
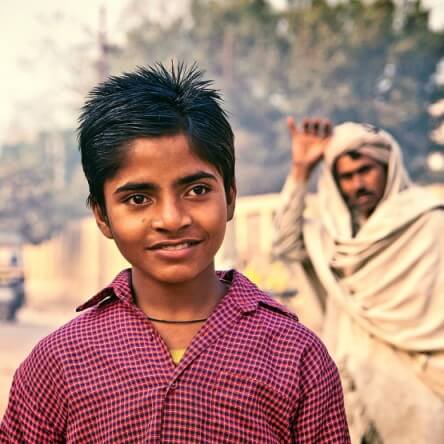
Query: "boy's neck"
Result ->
[[131, 266, 227, 322]]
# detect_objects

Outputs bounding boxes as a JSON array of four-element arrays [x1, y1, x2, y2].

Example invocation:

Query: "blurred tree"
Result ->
[[279, 0, 444, 179], [0, 160, 56, 244], [0, 8, 114, 243], [0, 131, 89, 244], [114, 0, 292, 194], [428, 95, 444, 179], [110, 0, 444, 193], [3, 0, 441, 244]]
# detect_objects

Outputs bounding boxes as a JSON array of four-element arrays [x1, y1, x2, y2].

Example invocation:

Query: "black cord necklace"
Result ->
[[143, 279, 231, 325], [146, 316, 208, 324]]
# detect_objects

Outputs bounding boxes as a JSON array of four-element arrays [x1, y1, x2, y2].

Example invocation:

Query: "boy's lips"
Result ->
[[147, 239, 202, 251], [146, 238, 203, 261]]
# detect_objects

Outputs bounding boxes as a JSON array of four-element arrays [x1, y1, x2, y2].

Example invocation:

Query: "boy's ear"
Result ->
[[226, 182, 237, 222], [92, 203, 113, 239]]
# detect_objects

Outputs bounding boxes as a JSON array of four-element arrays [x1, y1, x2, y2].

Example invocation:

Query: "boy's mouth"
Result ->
[[148, 240, 201, 251]]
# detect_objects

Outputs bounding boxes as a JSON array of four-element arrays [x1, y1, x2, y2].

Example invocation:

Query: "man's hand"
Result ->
[[287, 117, 332, 183]]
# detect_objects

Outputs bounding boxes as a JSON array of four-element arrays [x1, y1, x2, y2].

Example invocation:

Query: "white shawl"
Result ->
[[303, 122, 444, 398]]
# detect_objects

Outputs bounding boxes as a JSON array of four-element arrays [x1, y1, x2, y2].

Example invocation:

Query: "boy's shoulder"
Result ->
[[223, 271, 336, 387], [227, 270, 324, 346], [222, 269, 297, 316], [24, 270, 133, 363]]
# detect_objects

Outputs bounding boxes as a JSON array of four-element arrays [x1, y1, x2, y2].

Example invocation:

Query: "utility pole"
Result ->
[[96, 6, 121, 80], [393, 0, 411, 32], [96, 5, 109, 288], [222, 29, 234, 91], [97, 6, 110, 82]]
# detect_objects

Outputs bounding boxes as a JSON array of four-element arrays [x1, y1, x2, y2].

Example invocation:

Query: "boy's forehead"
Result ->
[[113, 134, 223, 180]]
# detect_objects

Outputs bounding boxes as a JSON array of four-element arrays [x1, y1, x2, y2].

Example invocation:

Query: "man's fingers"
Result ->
[[289, 116, 333, 139], [287, 116, 298, 137], [302, 118, 311, 134], [312, 120, 320, 133], [302, 118, 322, 135], [302, 118, 333, 138], [321, 120, 333, 138]]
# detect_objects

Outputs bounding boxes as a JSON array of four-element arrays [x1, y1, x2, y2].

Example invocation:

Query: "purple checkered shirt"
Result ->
[[0, 269, 350, 443]]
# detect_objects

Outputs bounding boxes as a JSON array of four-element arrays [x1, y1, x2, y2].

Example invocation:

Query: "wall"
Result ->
[[22, 184, 444, 311]]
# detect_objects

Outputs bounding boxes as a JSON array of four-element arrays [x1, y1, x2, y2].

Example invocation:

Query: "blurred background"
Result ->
[[1, 0, 443, 416]]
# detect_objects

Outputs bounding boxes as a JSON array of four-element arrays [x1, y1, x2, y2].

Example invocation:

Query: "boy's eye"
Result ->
[[188, 185, 210, 196], [128, 194, 149, 205]]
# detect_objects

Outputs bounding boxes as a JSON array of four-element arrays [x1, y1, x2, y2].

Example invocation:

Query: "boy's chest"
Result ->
[[152, 322, 203, 350], [64, 324, 298, 443]]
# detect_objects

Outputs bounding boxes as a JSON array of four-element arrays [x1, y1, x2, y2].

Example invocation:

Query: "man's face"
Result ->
[[93, 133, 235, 287], [335, 153, 387, 218]]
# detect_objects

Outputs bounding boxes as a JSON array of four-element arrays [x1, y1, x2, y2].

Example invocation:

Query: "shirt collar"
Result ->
[[76, 269, 133, 312], [225, 270, 297, 319], [76, 268, 296, 321]]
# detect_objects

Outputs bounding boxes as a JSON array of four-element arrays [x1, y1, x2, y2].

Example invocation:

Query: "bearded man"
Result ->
[[272, 118, 444, 444]]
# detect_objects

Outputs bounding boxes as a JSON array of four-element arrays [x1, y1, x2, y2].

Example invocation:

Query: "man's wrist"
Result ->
[[291, 163, 311, 183]]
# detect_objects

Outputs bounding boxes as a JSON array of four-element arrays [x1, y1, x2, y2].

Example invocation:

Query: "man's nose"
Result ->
[[151, 197, 192, 232], [351, 173, 364, 189]]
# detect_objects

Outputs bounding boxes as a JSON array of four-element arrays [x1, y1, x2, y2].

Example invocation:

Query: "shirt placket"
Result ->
[[156, 294, 247, 443], [121, 299, 177, 443]]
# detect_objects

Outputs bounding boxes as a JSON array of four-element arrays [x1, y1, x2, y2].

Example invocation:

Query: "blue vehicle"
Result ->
[[0, 233, 25, 321]]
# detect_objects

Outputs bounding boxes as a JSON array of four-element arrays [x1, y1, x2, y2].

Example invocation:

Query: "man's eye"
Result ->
[[189, 185, 209, 196], [128, 194, 149, 205]]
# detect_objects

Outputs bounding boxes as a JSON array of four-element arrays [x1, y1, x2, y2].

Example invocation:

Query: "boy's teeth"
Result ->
[[161, 242, 190, 250]]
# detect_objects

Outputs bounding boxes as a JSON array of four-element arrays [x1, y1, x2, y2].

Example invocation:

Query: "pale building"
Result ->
[[22, 184, 444, 324]]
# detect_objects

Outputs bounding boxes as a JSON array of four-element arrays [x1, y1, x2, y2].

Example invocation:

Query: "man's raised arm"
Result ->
[[272, 117, 332, 262]]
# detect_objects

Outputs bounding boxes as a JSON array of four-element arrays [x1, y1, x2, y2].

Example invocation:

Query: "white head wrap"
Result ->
[[324, 122, 393, 168], [318, 122, 412, 239]]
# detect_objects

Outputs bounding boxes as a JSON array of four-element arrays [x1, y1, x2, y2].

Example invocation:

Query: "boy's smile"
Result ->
[[93, 133, 235, 288]]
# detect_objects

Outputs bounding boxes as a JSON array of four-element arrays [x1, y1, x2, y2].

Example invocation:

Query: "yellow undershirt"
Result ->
[[170, 348, 186, 365]]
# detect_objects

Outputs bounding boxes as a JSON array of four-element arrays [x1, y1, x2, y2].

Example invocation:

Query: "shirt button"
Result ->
[[170, 382, 177, 391]]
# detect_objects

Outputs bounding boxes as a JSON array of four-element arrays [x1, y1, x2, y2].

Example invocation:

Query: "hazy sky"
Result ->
[[0, 0, 128, 141], [1, 0, 443, 143]]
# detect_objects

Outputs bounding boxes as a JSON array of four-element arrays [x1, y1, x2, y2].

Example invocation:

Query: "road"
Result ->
[[0, 309, 74, 419]]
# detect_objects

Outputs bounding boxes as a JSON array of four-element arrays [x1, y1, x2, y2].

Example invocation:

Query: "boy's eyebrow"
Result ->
[[114, 171, 218, 194], [175, 171, 218, 186], [114, 182, 158, 194]]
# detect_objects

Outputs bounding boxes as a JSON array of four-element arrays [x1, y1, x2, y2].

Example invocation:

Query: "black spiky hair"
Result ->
[[78, 61, 235, 211]]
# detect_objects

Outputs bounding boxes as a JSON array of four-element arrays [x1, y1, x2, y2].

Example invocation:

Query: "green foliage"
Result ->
[[2, 0, 441, 244], [112, 0, 443, 193], [0, 131, 89, 244]]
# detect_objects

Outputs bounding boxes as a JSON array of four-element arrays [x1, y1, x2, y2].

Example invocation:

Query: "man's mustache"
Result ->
[[343, 188, 374, 206], [354, 188, 373, 199]]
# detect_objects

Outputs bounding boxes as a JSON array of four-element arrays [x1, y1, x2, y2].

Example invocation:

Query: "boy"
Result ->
[[0, 63, 350, 443]]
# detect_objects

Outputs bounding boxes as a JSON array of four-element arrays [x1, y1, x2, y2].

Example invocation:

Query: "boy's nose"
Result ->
[[151, 199, 192, 232]]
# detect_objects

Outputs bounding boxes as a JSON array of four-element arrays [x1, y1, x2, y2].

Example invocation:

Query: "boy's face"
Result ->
[[93, 133, 236, 286]]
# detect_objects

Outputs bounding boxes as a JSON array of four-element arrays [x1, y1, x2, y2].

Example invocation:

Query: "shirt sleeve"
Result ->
[[0, 339, 67, 443], [292, 339, 351, 444], [272, 175, 309, 262]]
